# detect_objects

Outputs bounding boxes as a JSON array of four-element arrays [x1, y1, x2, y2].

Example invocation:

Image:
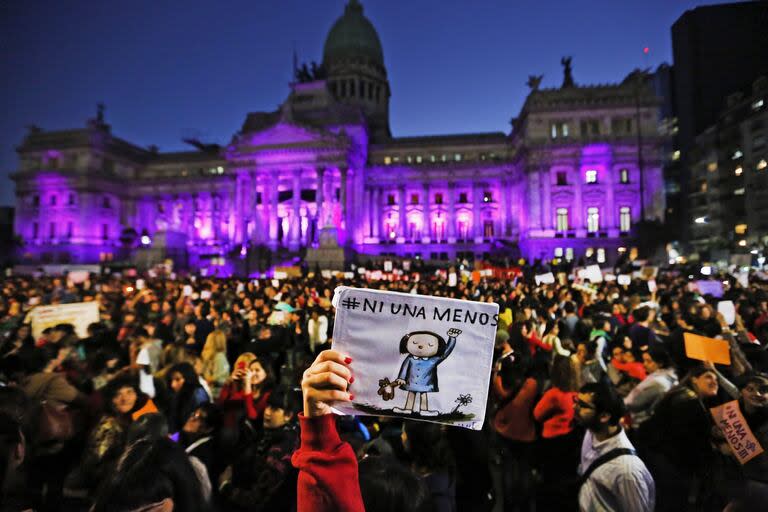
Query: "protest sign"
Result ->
[[273, 271, 288, 280], [28, 302, 100, 339], [448, 272, 457, 287], [584, 265, 603, 283], [331, 287, 498, 430], [737, 272, 749, 289], [182, 285, 193, 297], [684, 332, 731, 365], [271, 279, 280, 288], [200, 290, 211, 300], [136, 279, 145, 291], [710, 400, 764, 464], [383, 260, 393, 272], [696, 280, 724, 298], [321, 270, 332, 279], [67, 270, 90, 284], [718, 301, 736, 326], [604, 273, 616, 282], [344, 272, 354, 279], [647, 279, 657, 293], [640, 266, 659, 280], [534, 272, 555, 285]]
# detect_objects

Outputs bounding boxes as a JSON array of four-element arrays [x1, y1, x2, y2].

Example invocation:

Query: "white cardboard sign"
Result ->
[[535, 272, 555, 285], [28, 302, 100, 339], [331, 287, 498, 430]]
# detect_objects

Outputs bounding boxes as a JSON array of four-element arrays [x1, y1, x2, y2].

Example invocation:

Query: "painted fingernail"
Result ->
[[344, 357, 353, 364], [349, 376, 355, 384], [349, 393, 355, 400]]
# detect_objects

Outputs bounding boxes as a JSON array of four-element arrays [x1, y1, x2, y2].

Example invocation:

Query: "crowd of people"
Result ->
[[0, 262, 767, 511]]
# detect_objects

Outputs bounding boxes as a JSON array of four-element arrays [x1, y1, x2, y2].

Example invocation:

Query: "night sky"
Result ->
[[0, 0, 725, 207]]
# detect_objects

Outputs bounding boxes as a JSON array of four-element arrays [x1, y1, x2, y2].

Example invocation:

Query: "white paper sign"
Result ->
[[200, 290, 211, 300], [321, 270, 332, 279], [236, 283, 245, 294], [344, 272, 354, 279], [136, 279, 145, 291], [604, 273, 617, 282], [535, 272, 555, 285], [182, 285, 193, 297], [274, 271, 288, 280], [618, 275, 632, 286], [331, 287, 498, 430], [28, 302, 100, 339], [648, 279, 657, 293], [737, 272, 749, 288], [585, 265, 603, 283], [68, 270, 90, 284], [448, 273, 457, 287], [384, 260, 393, 272], [718, 300, 736, 326], [271, 279, 280, 288]]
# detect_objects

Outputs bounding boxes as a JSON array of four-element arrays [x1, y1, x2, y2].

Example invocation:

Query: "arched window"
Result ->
[[620, 206, 631, 232], [587, 207, 600, 233], [556, 208, 569, 232]]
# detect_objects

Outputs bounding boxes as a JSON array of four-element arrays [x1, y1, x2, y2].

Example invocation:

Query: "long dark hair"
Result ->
[[403, 422, 456, 477], [92, 437, 207, 512], [167, 362, 200, 398], [359, 456, 433, 512]]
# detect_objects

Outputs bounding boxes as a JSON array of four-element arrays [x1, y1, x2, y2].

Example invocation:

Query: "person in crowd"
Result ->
[[492, 350, 538, 511], [64, 374, 158, 498], [217, 387, 301, 511], [575, 340, 604, 385], [166, 362, 210, 432], [607, 345, 646, 397], [624, 347, 678, 431], [307, 307, 329, 354], [91, 437, 209, 512], [628, 306, 658, 352], [534, 354, 582, 510], [180, 402, 224, 488], [575, 380, 655, 512], [200, 330, 230, 399], [242, 356, 274, 426], [0, 411, 27, 511], [401, 421, 456, 511]]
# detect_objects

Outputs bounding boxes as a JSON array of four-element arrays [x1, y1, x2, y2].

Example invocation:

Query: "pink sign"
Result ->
[[710, 400, 764, 465]]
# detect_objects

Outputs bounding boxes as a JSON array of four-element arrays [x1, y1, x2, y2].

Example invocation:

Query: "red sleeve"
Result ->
[[291, 414, 365, 512], [493, 375, 511, 401], [527, 334, 553, 352], [244, 390, 270, 421], [533, 389, 560, 422], [611, 360, 647, 381]]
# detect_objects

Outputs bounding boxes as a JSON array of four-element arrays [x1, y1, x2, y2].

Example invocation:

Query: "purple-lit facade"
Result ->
[[11, 1, 665, 270]]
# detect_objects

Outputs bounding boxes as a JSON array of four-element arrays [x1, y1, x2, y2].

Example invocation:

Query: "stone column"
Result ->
[[542, 171, 552, 230], [501, 177, 511, 237], [422, 182, 430, 241], [372, 187, 381, 238], [447, 182, 456, 240], [339, 166, 348, 217], [606, 169, 615, 229], [472, 182, 482, 240], [315, 167, 325, 228], [235, 172, 247, 244], [290, 169, 301, 247], [398, 184, 407, 238], [269, 171, 279, 247], [573, 166, 583, 231]]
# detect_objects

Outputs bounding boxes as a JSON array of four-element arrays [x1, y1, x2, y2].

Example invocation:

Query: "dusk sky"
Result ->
[[1, 0, 725, 207]]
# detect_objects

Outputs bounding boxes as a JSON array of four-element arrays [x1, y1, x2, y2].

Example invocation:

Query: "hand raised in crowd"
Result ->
[[301, 350, 353, 418]]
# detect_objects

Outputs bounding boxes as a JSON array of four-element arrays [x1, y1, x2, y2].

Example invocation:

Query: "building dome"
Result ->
[[322, 0, 384, 69]]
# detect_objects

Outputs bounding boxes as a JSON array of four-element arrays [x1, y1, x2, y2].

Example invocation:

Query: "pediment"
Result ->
[[241, 120, 345, 150]]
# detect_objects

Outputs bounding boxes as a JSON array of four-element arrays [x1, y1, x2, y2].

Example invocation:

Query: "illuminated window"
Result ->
[[483, 191, 492, 203], [587, 207, 600, 233], [620, 206, 631, 232], [735, 224, 748, 235], [415, 155, 422, 164], [585, 169, 598, 184], [597, 248, 606, 263], [735, 166, 743, 176], [565, 247, 574, 261], [554, 247, 564, 257], [454, 154, 462, 162], [707, 162, 718, 172], [732, 149, 743, 160], [551, 122, 570, 138], [556, 171, 567, 186], [671, 150, 681, 161], [753, 99, 765, 110], [556, 208, 569, 232], [406, 156, 413, 164], [384, 156, 391, 165], [758, 159, 767, 171], [551, 124, 557, 139], [735, 188, 745, 195], [620, 168, 629, 184], [430, 155, 436, 163]]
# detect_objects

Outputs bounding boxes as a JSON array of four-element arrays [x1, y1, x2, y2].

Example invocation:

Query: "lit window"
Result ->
[[587, 207, 600, 232], [597, 248, 606, 263], [618, 246, 627, 253], [735, 166, 743, 176], [556, 208, 569, 232], [738, 239, 747, 247], [619, 168, 629, 184], [732, 149, 743, 160], [753, 99, 765, 110], [562, 123, 569, 137], [416, 155, 422, 164], [454, 154, 462, 162], [672, 150, 680, 161], [554, 247, 564, 257], [734, 188, 745, 195], [406, 156, 413, 164], [430, 155, 436, 163], [585, 169, 598, 184], [735, 224, 748, 235], [708, 162, 718, 172], [483, 191, 492, 203], [392, 157, 400, 163], [565, 247, 574, 261], [758, 159, 767, 170], [551, 124, 558, 139], [620, 206, 631, 232], [384, 156, 392, 165], [695, 216, 708, 224]]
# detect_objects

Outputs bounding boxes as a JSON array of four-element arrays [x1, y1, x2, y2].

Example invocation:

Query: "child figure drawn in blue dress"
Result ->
[[391, 328, 462, 416]]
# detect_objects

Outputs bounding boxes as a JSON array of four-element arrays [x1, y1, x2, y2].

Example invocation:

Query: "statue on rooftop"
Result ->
[[526, 74, 544, 91], [561, 57, 575, 88]]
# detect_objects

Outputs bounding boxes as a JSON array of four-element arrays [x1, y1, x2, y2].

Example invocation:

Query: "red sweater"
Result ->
[[533, 388, 576, 438], [244, 390, 271, 422], [493, 376, 538, 442], [611, 359, 647, 381], [291, 414, 365, 512], [526, 334, 553, 356]]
